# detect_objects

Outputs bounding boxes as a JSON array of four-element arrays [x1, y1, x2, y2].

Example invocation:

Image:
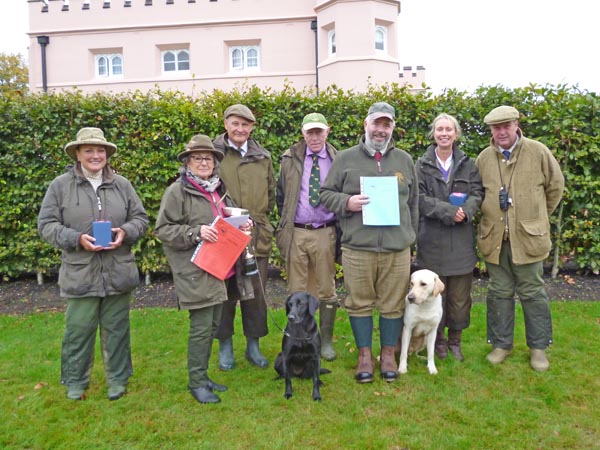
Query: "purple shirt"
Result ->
[[294, 145, 336, 226]]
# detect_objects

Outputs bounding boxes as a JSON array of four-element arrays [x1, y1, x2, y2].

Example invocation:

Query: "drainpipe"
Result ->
[[37, 36, 50, 93], [310, 20, 319, 94]]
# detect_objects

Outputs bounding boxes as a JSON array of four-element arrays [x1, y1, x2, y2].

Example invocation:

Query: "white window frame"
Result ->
[[375, 25, 387, 52], [162, 49, 190, 73], [229, 45, 260, 71], [328, 30, 336, 56], [95, 53, 123, 78]]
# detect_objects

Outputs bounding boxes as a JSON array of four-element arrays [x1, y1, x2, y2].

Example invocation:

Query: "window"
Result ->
[[95, 54, 123, 77], [375, 26, 387, 52], [328, 30, 336, 56], [229, 46, 260, 71], [162, 50, 190, 72]]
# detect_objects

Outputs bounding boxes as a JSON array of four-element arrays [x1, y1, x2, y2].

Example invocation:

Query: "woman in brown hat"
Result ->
[[38, 127, 149, 401], [155, 134, 252, 404]]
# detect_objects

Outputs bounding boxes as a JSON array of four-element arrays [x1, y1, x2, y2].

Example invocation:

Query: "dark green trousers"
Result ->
[[215, 257, 268, 340], [188, 303, 223, 389], [61, 293, 132, 389], [486, 241, 552, 350]]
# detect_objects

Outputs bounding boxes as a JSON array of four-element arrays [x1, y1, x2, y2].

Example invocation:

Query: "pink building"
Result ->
[[27, 0, 425, 95]]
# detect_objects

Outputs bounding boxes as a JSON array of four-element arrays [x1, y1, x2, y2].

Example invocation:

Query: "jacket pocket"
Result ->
[[517, 219, 551, 257], [59, 252, 97, 296], [477, 217, 496, 258], [108, 253, 140, 293]]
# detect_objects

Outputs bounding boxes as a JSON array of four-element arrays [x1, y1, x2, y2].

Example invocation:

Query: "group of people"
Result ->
[[37, 100, 564, 404]]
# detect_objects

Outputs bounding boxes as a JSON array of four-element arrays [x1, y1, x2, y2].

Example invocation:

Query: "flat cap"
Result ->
[[302, 112, 329, 131], [484, 105, 520, 125], [224, 104, 256, 122], [367, 101, 395, 121]]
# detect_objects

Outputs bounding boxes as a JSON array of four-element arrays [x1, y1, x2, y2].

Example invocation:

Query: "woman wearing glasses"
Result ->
[[155, 134, 251, 404]]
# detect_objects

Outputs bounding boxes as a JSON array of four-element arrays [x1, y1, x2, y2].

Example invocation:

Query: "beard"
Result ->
[[365, 132, 391, 153]]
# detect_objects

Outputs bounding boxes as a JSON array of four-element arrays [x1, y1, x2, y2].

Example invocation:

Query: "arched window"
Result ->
[[328, 30, 336, 56], [229, 46, 260, 71], [95, 53, 124, 77], [162, 50, 190, 72], [375, 26, 387, 52]]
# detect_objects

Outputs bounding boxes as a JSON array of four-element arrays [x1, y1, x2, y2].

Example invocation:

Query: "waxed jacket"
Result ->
[[275, 139, 338, 263], [213, 133, 275, 257], [320, 136, 418, 252], [38, 164, 148, 298], [416, 144, 483, 276], [475, 131, 564, 265], [154, 176, 237, 310]]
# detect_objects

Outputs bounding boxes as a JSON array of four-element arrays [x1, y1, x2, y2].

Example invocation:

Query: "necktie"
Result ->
[[502, 150, 511, 160], [308, 154, 320, 207], [374, 151, 382, 173]]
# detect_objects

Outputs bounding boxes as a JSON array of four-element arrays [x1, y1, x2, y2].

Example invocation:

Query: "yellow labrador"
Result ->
[[398, 269, 445, 375]]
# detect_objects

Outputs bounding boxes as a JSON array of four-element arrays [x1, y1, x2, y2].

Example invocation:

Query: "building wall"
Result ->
[[27, 0, 421, 95]]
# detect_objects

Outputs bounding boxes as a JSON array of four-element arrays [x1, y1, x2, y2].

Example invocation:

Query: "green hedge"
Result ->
[[1, 83, 598, 280]]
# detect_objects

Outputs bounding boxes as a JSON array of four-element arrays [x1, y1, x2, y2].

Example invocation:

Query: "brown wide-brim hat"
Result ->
[[64, 127, 117, 161], [178, 134, 224, 162]]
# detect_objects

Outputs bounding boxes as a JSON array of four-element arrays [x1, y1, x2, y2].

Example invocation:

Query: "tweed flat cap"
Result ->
[[484, 106, 520, 125], [224, 104, 256, 122]]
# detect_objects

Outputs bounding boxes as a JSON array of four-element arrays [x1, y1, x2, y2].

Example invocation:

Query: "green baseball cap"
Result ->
[[302, 112, 329, 131]]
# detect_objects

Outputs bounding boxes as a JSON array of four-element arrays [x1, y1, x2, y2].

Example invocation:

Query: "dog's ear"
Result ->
[[308, 294, 319, 317], [433, 275, 445, 297], [285, 295, 292, 315]]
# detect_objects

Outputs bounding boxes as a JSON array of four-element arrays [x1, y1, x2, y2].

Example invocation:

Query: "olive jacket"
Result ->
[[320, 136, 418, 253], [37, 165, 148, 298], [416, 144, 483, 276], [275, 139, 338, 263], [154, 176, 239, 310], [475, 131, 564, 265], [213, 133, 275, 258]]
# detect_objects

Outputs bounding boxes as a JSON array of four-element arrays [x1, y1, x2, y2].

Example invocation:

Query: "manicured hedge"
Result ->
[[0, 83, 598, 280]]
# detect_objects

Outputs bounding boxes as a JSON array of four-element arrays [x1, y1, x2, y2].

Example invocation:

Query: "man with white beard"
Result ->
[[320, 102, 419, 384]]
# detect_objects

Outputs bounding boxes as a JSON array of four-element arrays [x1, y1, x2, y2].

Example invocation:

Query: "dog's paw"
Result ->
[[285, 392, 293, 400], [427, 364, 438, 375], [313, 395, 322, 402], [398, 363, 408, 374]]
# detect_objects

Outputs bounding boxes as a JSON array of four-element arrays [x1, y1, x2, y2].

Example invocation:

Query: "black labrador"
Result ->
[[274, 291, 330, 401]]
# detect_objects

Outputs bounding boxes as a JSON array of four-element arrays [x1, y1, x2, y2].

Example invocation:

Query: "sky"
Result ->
[[2, 0, 599, 94]]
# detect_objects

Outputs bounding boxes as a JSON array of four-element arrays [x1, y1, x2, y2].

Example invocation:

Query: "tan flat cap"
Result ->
[[484, 106, 520, 125]]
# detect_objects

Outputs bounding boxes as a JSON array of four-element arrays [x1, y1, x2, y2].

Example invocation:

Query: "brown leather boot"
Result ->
[[448, 329, 464, 362], [355, 347, 374, 383], [435, 328, 448, 360], [379, 345, 398, 382]]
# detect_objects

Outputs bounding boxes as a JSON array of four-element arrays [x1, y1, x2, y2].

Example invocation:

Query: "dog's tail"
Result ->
[[319, 368, 332, 375]]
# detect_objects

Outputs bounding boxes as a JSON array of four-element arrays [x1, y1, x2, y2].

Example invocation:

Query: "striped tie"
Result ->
[[309, 154, 320, 207]]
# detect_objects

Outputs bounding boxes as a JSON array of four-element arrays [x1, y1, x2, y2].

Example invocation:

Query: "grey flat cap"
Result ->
[[224, 104, 256, 122]]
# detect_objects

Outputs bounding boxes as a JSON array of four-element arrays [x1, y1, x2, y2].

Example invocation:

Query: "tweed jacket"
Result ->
[[475, 131, 564, 265], [275, 139, 338, 263], [213, 133, 275, 258]]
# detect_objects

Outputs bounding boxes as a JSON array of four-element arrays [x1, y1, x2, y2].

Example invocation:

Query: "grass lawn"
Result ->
[[1, 301, 599, 450]]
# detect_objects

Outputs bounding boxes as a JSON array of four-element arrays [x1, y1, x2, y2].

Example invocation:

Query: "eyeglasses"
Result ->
[[189, 155, 214, 164]]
